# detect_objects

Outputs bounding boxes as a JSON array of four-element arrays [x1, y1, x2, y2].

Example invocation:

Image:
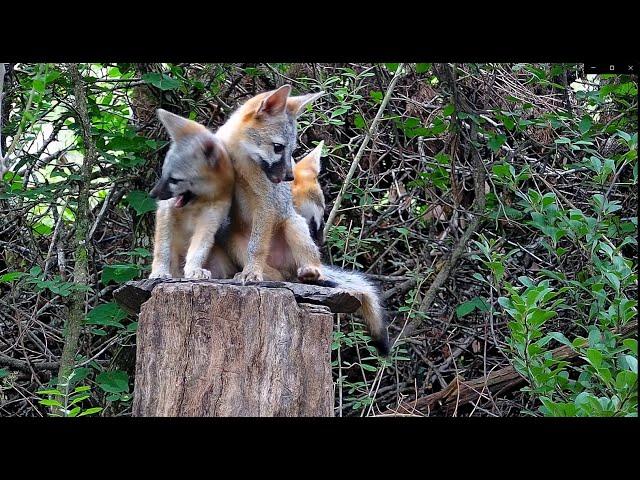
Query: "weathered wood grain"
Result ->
[[132, 282, 334, 417], [114, 278, 361, 315]]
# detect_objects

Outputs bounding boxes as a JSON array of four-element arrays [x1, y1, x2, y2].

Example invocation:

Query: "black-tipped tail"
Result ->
[[372, 330, 391, 356]]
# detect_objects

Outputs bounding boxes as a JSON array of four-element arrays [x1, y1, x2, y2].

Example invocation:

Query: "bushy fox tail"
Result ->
[[319, 265, 390, 356]]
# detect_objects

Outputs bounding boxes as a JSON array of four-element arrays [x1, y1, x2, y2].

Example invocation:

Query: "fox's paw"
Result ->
[[149, 271, 172, 280], [184, 266, 212, 280], [234, 270, 263, 284], [297, 266, 321, 283]]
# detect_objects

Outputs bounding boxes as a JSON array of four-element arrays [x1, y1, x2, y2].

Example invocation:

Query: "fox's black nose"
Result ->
[[284, 172, 294, 182], [150, 181, 171, 200]]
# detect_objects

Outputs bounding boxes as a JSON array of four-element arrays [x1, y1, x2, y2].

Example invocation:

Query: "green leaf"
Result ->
[[370, 91, 383, 103], [126, 321, 138, 333], [101, 264, 139, 285], [330, 106, 350, 118], [0, 368, 8, 378], [36, 389, 63, 396], [623, 339, 637, 355], [67, 407, 82, 417], [456, 297, 489, 318], [415, 63, 431, 73], [617, 130, 631, 143], [354, 115, 365, 129], [501, 116, 515, 131], [125, 247, 152, 258], [39, 399, 63, 407], [621, 355, 638, 373], [604, 272, 620, 291], [547, 332, 573, 349], [96, 370, 130, 394], [78, 407, 103, 416], [528, 308, 556, 327], [142, 72, 181, 91], [488, 133, 507, 152], [615, 370, 636, 390], [86, 302, 127, 328], [69, 395, 91, 406], [442, 104, 455, 117], [579, 115, 592, 134], [0, 272, 25, 282], [456, 300, 478, 318], [492, 164, 511, 178], [586, 348, 603, 369], [68, 367, 90, 386], [126, 190, 157, 215]]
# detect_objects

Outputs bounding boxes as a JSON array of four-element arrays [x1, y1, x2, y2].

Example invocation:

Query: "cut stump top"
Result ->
[[113, 278, 363, 315]]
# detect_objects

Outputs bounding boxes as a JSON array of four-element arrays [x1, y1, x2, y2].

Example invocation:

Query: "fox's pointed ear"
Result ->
[[257, 84, 292, 117], [287, 91, 325, 117], [201, 135, 226, 167], [296, 141, 324, 175], [157, 108, 206, 141]]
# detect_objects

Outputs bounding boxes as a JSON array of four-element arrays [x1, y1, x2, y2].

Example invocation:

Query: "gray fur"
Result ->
[[241, 112, 297, 183], [150, 114, 222, 201]]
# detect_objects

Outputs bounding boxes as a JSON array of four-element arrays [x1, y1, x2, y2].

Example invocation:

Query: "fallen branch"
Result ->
[[385, 318, 638, 416], [0, 353, 59, 373]]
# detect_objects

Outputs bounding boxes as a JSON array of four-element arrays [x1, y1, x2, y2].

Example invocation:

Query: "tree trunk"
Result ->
[[131, 281, 338, 417]]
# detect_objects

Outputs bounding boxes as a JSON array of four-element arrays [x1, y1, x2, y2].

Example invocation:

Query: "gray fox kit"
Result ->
[[148, 109, 234, 280], [215, 84, 326, 284], [214, 85, 390, 354]]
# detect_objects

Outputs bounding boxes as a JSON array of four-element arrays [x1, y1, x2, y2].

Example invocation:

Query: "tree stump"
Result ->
[[114, 279, 363, 417]]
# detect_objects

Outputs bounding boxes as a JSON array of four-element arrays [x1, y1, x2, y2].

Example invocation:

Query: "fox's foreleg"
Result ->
[[150, 203, 174, 279], [184, 202, 229, 279], [283, 213, 323, 282], [233, 210, 277, 283]]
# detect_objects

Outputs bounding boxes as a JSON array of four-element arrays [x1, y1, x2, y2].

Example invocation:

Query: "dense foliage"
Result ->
[[0, 63, 636, 417]]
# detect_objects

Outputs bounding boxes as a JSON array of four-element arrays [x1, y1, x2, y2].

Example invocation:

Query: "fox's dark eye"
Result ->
[[167, 177, 181, 185], [273, 143, 285, 154]]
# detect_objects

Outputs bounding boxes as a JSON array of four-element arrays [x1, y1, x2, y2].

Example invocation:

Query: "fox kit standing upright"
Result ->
[[215, 86, 391, 354], [149, 109, 234, 279], [215, 84, 326, 283]]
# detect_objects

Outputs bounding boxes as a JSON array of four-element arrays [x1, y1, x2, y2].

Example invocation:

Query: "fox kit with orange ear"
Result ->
[[215, 84, 327, 284], [149, 109, 234, 280], [292, 141, 325, 245]]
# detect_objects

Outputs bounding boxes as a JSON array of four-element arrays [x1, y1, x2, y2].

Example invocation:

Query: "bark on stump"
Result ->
[[115, 279, 362, 417]]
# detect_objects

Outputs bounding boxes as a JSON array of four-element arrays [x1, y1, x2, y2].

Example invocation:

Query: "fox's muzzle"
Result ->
[[149, 180, 172, 200], [261, 157, 294, 184]]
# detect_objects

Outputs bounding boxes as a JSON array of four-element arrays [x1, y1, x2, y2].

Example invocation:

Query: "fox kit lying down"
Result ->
[[214, 85, 391, 354], [148, 109, 234, 280]]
